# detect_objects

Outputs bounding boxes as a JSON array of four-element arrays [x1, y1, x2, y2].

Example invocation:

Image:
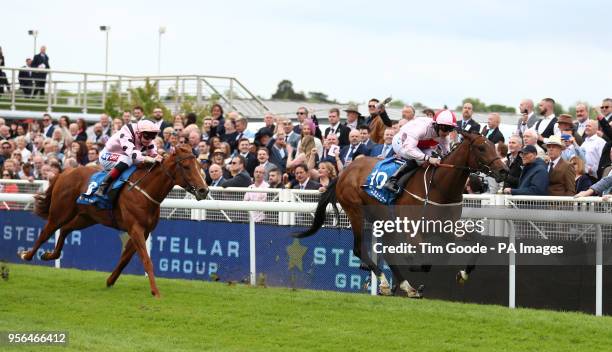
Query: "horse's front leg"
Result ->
[[129, 225, 159, 298]]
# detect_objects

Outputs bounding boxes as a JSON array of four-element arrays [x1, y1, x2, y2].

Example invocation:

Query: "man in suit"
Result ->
[[344, 104, 365, 131], [545, 136, 575, 196], [574, 103, 589, 144], [358, 125, 375, 155], [234, 138, 258, 176], [292, 164, 320, 190], [369, 128, 395, 159], [293, 107, 308, 135], [208, 164, 226, 187], [459, 102, 480, 134], [516, 99, 539, 138], [31, 46, 50, 96], [18, 58, 34, 97], [280, 117, 301, 150], [41, 113, 55, 138], [221, 155, 252, 188], [267, 130, 288, 173], [481, 113, 505, 144], [323, 108, 350, 147], [255, 147, 278, 181], [339, 129, 367, 166]]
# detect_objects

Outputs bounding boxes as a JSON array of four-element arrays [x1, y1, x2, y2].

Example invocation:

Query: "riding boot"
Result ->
[[95, 162, 129, 197], [94, 173, 115, 197], [382, 160, 416, 193]]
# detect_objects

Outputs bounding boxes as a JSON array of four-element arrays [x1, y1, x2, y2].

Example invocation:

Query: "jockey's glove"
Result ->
[[143, 156, 157, 164]]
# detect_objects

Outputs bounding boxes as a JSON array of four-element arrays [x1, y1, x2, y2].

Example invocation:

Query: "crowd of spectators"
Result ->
[[4, 96, 612, 201]]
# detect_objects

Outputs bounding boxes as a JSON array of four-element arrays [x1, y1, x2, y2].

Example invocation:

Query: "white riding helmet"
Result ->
[[136, 119, 161, 134], [433, 110, 457, 127]]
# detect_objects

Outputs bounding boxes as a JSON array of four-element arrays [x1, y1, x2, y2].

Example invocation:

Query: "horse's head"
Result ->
[[459, 131, 509, 182], [165, 145, 209, 200]]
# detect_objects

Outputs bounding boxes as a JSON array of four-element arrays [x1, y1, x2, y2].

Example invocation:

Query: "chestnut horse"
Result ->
[[19, 145, 208, 297], [368, 115, 387, 144], [295, 131, 508, 296]]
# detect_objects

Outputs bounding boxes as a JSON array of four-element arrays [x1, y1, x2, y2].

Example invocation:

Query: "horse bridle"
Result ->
[[159, 153, 200, 195], [446, 135, 501, 176]]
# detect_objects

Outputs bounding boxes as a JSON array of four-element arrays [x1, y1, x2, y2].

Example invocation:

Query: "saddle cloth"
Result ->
[[363, 157, 406, 205], [76, 166, 137, 209]]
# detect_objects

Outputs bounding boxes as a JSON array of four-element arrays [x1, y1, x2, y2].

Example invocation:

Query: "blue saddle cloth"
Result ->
[[363, 157, 406, 205], [76, 166, 138, 209]]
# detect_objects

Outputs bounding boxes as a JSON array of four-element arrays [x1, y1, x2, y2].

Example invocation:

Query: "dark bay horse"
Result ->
[[295, 131, 508, 296], [19, 145, 208, 297]]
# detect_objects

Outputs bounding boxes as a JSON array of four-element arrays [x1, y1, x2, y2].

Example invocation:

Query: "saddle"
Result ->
[[77, 166, 137, 209]]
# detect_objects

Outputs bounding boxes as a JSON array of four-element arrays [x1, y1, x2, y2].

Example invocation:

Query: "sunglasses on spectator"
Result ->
[[230, 161, 239, 165], [2, 173, 10, 177], [296, 112, 306, 116], [601, 106, 611, 109], [368, 105, 376, 108], [142, 132, 158, 140]]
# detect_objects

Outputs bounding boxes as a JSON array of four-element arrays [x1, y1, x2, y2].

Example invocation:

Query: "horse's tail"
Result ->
[[33, 175, 58, 219], [293, 179, 339, 238]]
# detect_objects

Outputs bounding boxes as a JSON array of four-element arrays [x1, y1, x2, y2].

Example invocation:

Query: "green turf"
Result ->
[[0, 264, 610, 351]]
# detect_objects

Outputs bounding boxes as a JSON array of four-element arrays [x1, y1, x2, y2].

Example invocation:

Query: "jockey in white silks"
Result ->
[[382, 110, 457, 193], [94, 119, 162, 196]]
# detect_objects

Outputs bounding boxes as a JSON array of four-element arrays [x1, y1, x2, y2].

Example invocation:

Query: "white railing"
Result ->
[[0, 66, 269, 121], [0, 188, 609, 316]]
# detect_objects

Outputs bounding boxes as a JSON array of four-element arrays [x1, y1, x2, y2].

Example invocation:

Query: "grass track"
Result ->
[[0, 264, 610, 351]]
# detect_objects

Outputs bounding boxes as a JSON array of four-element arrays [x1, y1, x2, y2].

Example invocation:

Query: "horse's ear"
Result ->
[[458, 129, 471, 140]]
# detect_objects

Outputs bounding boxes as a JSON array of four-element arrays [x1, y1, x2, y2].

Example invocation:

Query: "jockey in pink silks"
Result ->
[[95, 119, 162, 196], [382, 110, 457, 193]]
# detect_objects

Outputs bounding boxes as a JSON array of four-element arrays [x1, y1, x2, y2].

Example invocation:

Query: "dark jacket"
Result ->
[[511, 158, 549, 195], [547, 158, 575, 196], [481, 126, 505, 144], [504, 153, 523, 189], [267, 141, 288, 173], [221, 170, 251, 188], [31, 52, 50, 79], [338, 144, 367, 165], [324, 123, 351, 147], [292, 179, 320, 190], [596, 118, 612, 179], [369, 143, 395, 158], [459, 118, 481, 134], [575, 174, 593, 193]]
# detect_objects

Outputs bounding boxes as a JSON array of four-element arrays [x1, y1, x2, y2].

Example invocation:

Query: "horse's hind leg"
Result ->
[[18, 220, 61, 261], [39, 216, 93, 261], [106, 237, 136, 287], [345, 208, 390, 294]]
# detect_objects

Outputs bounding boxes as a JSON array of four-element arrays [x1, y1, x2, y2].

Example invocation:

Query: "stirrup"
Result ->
[[95, 182, 110, 196], [382, 180, 400, 193]]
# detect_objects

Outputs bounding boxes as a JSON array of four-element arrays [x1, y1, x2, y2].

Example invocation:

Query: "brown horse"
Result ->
[[368, 115, 387, 144], [295, 131, 508, 296], [19, 145, 208, 297]]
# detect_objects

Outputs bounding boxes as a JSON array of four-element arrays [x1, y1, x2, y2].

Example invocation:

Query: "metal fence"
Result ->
[[2, 180, 611, 242], [0, 66, 269, 119]]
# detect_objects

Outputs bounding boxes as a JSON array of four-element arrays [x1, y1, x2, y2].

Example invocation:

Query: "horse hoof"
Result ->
[[17, 251, 30, 261], [379, 284, 392, 296], [39, 251, 51, 261], [152, 292, 161, 299], [456, 270, 469, 284]]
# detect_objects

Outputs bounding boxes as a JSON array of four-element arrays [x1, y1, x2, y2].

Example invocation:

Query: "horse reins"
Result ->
[[125, 153, 200, 205], [403, 135, 501, 206]]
